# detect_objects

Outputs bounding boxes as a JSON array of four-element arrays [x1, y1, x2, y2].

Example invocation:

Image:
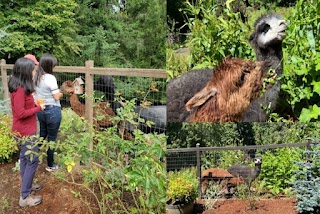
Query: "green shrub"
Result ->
[[0, 115, 18, 163], [37, 99, 166, 213], [114, 77, 166, 105], [183, 0, 254, 69], [281, 0, 320, 121], [260, 148, 302, 195], [166, 48, 191, 80], [167, 168, 198, 204]]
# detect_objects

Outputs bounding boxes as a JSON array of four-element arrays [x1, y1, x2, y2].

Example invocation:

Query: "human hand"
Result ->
[[36, 98, 45, 106], [40, 104, 46, 111]]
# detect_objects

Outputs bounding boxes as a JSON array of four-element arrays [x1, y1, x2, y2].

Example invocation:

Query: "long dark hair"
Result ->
[[8, 57, 35, 95], [34, 53, 57, 87]]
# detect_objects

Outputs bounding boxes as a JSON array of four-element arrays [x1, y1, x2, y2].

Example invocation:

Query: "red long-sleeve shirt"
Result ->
[[10, 87, 41, 136]]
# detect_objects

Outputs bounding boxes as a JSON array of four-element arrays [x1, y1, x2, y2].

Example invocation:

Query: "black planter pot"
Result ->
[[166, 201, 194, 214]]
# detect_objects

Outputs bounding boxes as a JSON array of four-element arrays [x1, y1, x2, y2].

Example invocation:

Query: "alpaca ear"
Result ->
[[185, 87, 217, 111]]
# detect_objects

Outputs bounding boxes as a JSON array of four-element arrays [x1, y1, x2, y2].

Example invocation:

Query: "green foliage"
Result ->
[[168, 122, 320, 150], [0, 0, 165, 68], [114, 77, 166, 105], [167, 122, 240, 148], [0, 115, 17, 163], [183, 0, 254, 69], [0, 0, 80, 65], [166, 48, 191, 80], [281, 0, 320, 121], [294, 143, 320, 213], [0, 98, 11, 115], [36, 99, 166, 213], [259, 148, 302, 195], [125, 133, 166, 213], [74, 0, 166, 68], [218, 150, 246, 169], [167, 168, 198, 204]]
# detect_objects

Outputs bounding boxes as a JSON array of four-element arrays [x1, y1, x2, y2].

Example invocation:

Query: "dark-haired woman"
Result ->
[[34, 53, 63, 172], [9, 57, 45, 207]]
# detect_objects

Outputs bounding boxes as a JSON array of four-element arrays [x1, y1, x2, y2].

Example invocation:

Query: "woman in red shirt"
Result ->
[[9, 57, 45, 207]]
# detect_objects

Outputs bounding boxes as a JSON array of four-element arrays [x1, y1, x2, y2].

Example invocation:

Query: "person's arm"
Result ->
[[53, 92, 63, 101], [46, 75, 63, 101], [12, 88, 41, 119]]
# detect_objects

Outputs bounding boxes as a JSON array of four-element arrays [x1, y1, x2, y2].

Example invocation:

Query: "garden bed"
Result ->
[[0, 157, 98, 214], [195, 198, 297, 214]]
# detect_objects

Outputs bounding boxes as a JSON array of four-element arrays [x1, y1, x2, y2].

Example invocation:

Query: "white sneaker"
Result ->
[[19, 194, 42, 207], [45, 164, 60, 172]]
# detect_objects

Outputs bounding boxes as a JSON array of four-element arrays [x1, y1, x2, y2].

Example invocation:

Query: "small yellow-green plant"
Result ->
[[0, 114, 18, 163], [167, 168, 198, 204]]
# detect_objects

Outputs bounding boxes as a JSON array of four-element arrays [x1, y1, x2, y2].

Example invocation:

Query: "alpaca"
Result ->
[[94, 76, 166, 134], [60, 80, 116, 129], [93, 75, 122, 114], [227, 156, 262, 184], [167, 13, 287, 122], [201, 167, 234, 194], [167, 68, 212, 122]]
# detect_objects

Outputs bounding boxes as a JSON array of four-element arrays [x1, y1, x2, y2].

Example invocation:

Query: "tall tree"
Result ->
[[75, 0, 166, 68], [0, 0, 80, 65]]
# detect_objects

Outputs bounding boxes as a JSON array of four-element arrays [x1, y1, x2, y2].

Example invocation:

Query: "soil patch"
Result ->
[[0, 157, 97, 214], [195, 198, 297, 214]]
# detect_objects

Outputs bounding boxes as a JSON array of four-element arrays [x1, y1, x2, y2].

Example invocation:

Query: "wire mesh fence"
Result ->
[[0, 60, 167, 134], [167, 140, 315, 199]]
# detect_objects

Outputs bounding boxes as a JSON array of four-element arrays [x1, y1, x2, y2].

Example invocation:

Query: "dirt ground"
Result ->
[[195, 198, 298, 214], [0, 157, 97, 214]]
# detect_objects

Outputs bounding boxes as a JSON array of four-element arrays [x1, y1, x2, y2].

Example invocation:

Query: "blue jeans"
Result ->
[[37, 105, 62, 167], [18, 135, 39, 199]]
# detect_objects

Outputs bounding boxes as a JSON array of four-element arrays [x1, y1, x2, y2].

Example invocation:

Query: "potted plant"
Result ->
[[166, 168, 198, 214]]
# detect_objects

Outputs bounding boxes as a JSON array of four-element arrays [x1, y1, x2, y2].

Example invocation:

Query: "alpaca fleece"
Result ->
[[60, 80, 115, 129], [186, 58, 265, 122]]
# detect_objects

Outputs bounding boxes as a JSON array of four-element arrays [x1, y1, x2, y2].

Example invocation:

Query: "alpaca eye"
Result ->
[[261, 24, 270, 34]]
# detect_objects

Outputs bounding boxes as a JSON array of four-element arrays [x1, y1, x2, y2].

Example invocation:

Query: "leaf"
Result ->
[[299, 105, 320, 122], [24, 150, 32, 155], [306, 30, 316, 55], [312, 81, 320, 95], [295, 67, 308, 76]]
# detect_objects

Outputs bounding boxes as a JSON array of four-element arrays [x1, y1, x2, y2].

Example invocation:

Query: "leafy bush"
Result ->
[[259, 148, 302, 195], [183, 0, 254, 69], [114, 77, 166, 105], [0, 115, 17, 163], [166, 47, 191, 80], [37, 99, 166, 213], [294, 143, 320, 213], [281, 0, 320, 121], [167, 168, 198, 204]]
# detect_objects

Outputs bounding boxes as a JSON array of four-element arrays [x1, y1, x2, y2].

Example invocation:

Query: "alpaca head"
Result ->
[[60, 80, 75, 96], [254, 156, 262, 165], [249, 13, 287, 50]]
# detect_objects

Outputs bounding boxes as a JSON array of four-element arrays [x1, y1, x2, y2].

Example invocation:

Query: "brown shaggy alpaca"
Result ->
[[60, 80, 115, 128], [186, 58, 266, 122], [201, 167, 234, 194]]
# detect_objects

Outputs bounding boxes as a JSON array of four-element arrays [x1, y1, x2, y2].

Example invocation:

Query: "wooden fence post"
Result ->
[[1, 59, 9, 100], [85, 60, 94, 150], [196, 143, 202, 199]]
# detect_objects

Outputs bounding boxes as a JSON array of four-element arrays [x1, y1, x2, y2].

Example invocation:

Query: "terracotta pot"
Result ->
[[166, 202, 194, 214]]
